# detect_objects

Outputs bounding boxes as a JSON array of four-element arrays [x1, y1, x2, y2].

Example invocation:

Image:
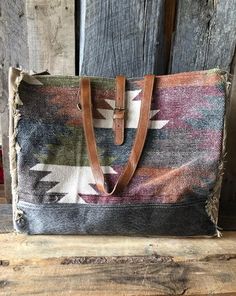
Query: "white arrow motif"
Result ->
[[93, 90, 169, 129], [31, 164, 117, 203]]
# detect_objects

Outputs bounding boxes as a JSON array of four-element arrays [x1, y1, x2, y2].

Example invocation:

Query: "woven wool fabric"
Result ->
[[9, 68, 227, 236]]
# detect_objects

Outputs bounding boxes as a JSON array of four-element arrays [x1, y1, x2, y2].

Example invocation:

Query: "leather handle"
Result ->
[[80, 75, 155, 195]]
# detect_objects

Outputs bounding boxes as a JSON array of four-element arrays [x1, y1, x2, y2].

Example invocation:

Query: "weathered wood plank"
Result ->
[[80, 0, 166, 77], [0, 185, 6, 204], [0, 198, 6, 204], [0, 0, 29, 203], [0, 205, 12, 233], [0, 259, 236, 295], [25, 0, 75, 74], [75, 0, 82, 74], [0, 0, 76, 203], [163, 0, 177, 73], [170, 0, 236, 73], [1, 230, 236, 260], [0, 231, 236, 295]]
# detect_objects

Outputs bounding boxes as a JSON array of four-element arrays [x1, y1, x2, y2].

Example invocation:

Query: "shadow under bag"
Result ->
[[9, 67, 228, 236]]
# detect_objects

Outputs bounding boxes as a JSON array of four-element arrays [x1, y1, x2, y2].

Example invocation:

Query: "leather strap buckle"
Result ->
[[113, 107, 125, 120], [114, 107, 125, 111]]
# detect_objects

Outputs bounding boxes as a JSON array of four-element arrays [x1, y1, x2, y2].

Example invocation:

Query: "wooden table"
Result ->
[[1, 205, 236, 296]]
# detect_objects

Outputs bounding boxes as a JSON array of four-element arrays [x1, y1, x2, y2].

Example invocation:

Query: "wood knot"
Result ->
[[0, 260, 9, 266]]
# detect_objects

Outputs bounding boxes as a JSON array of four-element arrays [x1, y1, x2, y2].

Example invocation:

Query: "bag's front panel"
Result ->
[[12, 70, 226, 235]]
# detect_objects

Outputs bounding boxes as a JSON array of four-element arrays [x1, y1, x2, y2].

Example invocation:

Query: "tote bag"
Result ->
[[9, 67, 228, 236]]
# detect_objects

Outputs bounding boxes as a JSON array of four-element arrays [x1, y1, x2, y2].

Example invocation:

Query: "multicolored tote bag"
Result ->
[[9, 67, 228, 236]]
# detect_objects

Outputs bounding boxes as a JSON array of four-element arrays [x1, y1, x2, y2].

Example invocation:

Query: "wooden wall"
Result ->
[[79, 0, 166, 77], [0, 0, 75, 202], [0, 0, 236, 228], [26, 0, 75, 74], [170, 0, 236, 73], [0, 0, 29, 202]]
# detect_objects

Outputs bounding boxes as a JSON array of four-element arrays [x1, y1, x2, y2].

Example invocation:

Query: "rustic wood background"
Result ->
[[0, 1, 236, 295], [0, 0, 236, 229]]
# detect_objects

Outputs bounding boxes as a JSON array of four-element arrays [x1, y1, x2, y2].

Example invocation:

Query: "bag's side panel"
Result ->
[[8, 67, 44, 231]]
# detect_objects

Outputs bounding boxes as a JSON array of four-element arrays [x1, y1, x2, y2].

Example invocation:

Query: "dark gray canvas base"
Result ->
[[16, 200, 216, 236]]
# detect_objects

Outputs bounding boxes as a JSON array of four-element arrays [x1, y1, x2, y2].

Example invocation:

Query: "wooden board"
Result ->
[[80, 0, 166, 77], [0, 204, 236, 296], [26, 0, 75, 74], [0, 185, 6, 204], [0, 0, 29, 203], [0, 205, 12, 233], [170, 0, 236, 73], [0, 0, 76, 203]]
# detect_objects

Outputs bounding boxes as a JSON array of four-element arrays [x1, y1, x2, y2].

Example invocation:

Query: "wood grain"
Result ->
[[26, 0, 75, 74], [0, 229, 236, 295], [80, 0, 166, 77], [0, 0, 29, 203], [0, 205, 12, 233], [0, 258, 236, 295], [164, 0, 177, 73], [170, 0, 236, 73], [0, 185, 6, 204], [0, 0, 75, 203]]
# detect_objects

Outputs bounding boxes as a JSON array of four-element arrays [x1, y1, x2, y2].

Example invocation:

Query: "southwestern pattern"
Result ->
[[9, 68, 227, 235]]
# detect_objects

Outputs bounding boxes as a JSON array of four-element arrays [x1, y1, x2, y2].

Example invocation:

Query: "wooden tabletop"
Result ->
[[1, 204, 236, 296]]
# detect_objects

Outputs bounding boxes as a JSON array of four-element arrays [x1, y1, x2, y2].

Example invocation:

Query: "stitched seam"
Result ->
[[18, 199, 207, 210]]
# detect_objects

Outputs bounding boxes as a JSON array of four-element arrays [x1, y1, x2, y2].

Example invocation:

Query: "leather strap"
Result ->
[[113, 76, 125, 145], [80, 75, 155, 195]]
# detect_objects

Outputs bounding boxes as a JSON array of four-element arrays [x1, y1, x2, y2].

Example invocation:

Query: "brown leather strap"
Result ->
[[113, 76, 125, 145], [80, 74, 155, 195]]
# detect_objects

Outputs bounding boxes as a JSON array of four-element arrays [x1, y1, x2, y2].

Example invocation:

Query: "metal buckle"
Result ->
[[113, 107, 125, 119], [114, 107, 125, 111]]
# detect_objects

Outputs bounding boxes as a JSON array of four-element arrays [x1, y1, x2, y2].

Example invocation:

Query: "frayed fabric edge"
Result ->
[[8, 67, 43, 231], [205, 71, 231, 237], [9, 67, 24, 229]]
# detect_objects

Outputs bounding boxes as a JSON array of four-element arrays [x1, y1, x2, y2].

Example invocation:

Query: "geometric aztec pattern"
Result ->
[[16, 69, 226, 207]]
